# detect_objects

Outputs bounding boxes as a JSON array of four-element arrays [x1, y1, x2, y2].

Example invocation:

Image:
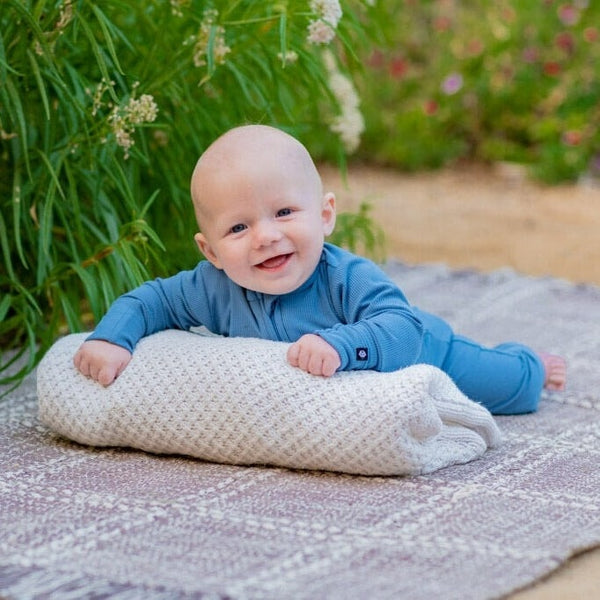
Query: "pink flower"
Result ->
[[557, 4, 580, 26], [543, 61, 562, 76], [562, 130, 582, 146], [501, 7, 516, 22], [522, 47, 539, 63], [423, 100, 438, 116], [555, 31, 575, 53], [583, 27, 598, 43], [467, 39, 484, 56], [368, 50, 385, 69], [441, 73, 463, 95], [433, 16, 452, 32], [389, 57, 408, 79]]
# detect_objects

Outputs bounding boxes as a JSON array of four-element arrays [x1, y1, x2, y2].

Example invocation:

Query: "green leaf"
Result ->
[[5, 78, 30, 175], [0, 210, 16, 281], [90, 4, 125, 75], [27, 49, 51, 121], [10, 167, 28, 271], [0, 294, 11, 323], [77, 12, 114, 96], [279, 11, 287, 67]]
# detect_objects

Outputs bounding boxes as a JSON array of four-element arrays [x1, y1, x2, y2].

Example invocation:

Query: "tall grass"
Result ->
[[1, 0, 383, 390]]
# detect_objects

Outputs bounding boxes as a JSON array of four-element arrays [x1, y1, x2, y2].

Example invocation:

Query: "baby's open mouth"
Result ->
[[256, 253, 292, 270]]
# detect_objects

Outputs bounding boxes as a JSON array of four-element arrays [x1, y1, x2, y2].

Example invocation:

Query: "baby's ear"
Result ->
[[194, 233, 222, 269], [321, 192, 336, 236]]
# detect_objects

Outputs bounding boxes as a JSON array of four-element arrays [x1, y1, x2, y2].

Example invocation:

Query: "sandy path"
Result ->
[[322, 162, 600, 599], [322, 162, 600, 285]]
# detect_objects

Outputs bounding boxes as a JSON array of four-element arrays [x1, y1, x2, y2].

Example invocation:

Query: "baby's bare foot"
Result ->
[[539, 353, 567, 391]]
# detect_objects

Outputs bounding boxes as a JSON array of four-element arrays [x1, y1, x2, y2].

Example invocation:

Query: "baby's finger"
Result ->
[[321, 356, 338, 377], [305, 354, 324, 376], [115, 359, 129, 380], [75, 355, 90, 377], [286, 343, 300, 367], [89, 364, 101, 383], [296, 348, 311, 373], [97, 366, 117, 387], [73, 347, 87, 371]]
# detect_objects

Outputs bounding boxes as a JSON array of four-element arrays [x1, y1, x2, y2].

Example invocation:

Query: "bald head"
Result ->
[[190, 125, 323, 228]]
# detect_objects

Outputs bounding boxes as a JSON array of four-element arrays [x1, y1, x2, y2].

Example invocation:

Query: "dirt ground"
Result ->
[[321, 161, 600, 285], [322, 162, 600, 600]]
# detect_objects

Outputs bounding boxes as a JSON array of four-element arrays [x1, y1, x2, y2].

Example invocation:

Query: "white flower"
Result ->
[[56, 0, 73, 32], [33, 0, 73, 55], [110, 116, 134, 158], [88, 79, 117, 116], [193, 9, 231, 68], [323, 51, 364, 152], [307, 21, 336, 45], [330, 109, 365, 153], [278, 50, 299, 64], [125, 94, 159, 125], [311, 0, 343, 25], [307, 0, 342, 45], [170, 0, 190, 17], [108, 91, 159, 159]]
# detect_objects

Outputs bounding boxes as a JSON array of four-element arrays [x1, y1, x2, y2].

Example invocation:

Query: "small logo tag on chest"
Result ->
[[356, 347, 368, 361]]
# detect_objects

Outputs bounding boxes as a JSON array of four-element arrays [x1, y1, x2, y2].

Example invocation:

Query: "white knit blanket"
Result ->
[[37, 331, 501, 476]]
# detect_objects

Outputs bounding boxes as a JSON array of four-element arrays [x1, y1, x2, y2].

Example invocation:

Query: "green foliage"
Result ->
[[1, 0, 383, 389], [356, 0, 600, 183], [329, 202, 385, 263]]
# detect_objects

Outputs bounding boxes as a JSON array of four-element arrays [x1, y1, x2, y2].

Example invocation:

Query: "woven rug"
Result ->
[[1, 262, 599, 600]]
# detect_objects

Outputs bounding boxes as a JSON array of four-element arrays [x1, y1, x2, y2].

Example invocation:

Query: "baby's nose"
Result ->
[[253, 221, 283, 247]]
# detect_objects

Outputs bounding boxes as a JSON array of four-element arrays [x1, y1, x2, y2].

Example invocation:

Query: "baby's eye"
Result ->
[[276, 208, 292, 217], [230, 223, 247, 234]]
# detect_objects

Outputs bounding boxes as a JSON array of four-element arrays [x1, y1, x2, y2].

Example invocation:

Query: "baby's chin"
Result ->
[[244, 279, 306, 296], [239, 271, 312, 296]]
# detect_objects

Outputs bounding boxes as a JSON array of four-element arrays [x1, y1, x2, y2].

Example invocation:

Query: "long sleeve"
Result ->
[[87, 262, 238, 352], [313, 246, 426, 372]]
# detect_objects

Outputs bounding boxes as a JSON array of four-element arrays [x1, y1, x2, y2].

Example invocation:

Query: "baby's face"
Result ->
[[194, 156, 336, 295]]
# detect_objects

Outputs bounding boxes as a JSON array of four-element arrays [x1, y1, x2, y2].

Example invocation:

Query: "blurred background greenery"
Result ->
[[355, 0, 600, 183], [2, 0, 599, 388]]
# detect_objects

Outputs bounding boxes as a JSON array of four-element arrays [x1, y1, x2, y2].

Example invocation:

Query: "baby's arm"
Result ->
[[73, 339, 132, 386], [287, 334, 341, 377], [314, 264, 423, 373], [74, 263, 223, 385]]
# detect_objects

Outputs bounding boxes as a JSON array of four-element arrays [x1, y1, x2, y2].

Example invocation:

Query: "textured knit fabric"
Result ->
[[38, 331, 502, 476], [87, 243, 544, 414]]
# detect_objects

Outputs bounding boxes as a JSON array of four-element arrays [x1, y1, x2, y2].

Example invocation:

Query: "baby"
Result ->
[[74, 124, 566, 414]]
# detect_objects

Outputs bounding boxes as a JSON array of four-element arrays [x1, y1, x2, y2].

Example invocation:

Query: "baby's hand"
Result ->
[[286, 334, 341, 377], [73, 339, 132, 387]]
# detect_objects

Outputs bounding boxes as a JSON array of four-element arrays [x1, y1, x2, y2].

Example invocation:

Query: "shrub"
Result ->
[[356, 0, 600, 183], [0, 0, 382, 389]]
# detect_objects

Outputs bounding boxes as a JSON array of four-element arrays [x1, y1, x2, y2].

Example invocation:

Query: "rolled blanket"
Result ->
[[37, 331, 502, 476]]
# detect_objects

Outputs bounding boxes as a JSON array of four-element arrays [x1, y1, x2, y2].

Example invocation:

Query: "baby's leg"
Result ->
[[539, 352, 567, 391], [441, 336, 548, 415]]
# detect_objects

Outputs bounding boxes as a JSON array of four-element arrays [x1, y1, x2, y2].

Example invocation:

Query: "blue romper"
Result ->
[[88, 243, 545, 414]]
